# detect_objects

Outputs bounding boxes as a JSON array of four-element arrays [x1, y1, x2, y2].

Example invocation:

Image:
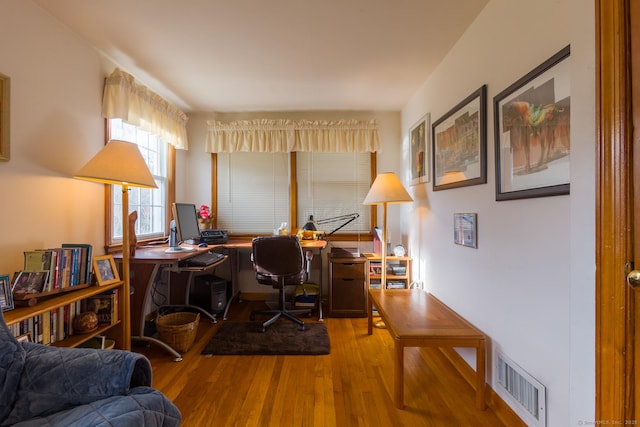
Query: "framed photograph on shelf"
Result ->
[[0, 73, 9, 161], [432, 85, 487, 191], [93, 255, 120, 286], [16, 333, 33, 343], [494, 45, 570, 201], [453, 213, 478, 248], [11, 271, 49, 296], [0, 275, 14, 311], [409, 113, 430, 185]]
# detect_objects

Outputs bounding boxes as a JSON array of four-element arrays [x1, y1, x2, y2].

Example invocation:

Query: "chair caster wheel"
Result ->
[[261, 327, 266, 333], [298, 325, 305, 331]]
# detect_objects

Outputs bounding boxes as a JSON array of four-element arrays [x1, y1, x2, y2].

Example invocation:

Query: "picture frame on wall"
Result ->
[[93, 255, 120, 286], [432, 85, 487, 191], [0, 275, 14, 311], [453, 213, 478, 248], [0, 73, 10, 161], [493, 45, 570, 201], [409, 113, 430, 185]]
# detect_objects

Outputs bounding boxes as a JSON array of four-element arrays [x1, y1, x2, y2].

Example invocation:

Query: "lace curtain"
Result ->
[[102, 68, 189, 150], [206, 119, 381, 153]]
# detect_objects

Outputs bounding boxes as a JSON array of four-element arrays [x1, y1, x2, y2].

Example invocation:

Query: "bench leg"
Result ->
[[476, 340, 487, 410], [394, 340, 405, 409]]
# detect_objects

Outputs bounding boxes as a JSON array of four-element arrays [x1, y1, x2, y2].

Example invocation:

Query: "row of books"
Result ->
[[7, 289, 119, 344], [17, 244, 93, 295]]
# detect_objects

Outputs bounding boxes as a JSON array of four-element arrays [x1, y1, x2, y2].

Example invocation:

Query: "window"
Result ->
[[214, 152, 374, 237], [216, 152, 290, 234], [296, 152, 371, 234], [107, 118, 168, 244]]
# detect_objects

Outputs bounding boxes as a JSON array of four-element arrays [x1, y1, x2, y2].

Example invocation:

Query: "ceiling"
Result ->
[[33, 0, 488, 113]]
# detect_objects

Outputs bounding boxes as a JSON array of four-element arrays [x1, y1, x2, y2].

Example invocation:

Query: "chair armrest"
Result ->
[[2, 343, 152, 424]]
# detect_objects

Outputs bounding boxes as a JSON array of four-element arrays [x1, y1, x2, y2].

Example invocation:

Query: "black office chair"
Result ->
[[249, 235, 311, 331]]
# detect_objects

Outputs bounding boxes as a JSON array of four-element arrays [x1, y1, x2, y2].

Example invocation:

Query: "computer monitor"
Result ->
[[172, 202, 202, 246]]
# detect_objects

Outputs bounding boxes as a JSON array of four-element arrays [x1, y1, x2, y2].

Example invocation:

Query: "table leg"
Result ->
[[368, 298, 373, 335], [394, 340, 405, 409], [476, 339, 487, 410]]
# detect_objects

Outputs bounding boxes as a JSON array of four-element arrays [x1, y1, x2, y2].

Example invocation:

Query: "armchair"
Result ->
[[0, 311, 181, 427], [249, 235, 311, 332]]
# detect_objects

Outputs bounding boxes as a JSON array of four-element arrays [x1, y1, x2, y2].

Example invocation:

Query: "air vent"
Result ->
[[494, 348, 546, 427]]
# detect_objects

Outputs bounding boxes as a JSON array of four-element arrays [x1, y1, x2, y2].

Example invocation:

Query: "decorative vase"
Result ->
[[198, 218, 212, 230]]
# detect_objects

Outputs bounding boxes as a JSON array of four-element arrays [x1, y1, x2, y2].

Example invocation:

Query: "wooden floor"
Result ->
[[136, 300, 522, 427]]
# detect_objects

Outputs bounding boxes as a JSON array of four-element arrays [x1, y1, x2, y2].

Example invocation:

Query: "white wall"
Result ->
[[0, 1, 113, 276], [401, 0, 595, 426]]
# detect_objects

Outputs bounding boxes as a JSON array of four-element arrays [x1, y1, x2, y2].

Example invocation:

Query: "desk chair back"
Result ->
[[252, 235, 305, 288]]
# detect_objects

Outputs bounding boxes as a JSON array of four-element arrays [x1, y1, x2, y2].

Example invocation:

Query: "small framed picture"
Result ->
[[12, 271, 49, 296], [93, 255, 120, 286], [16, 333, 32, 343], [454, 213, 478, 248], [0, 275, 14, 311]]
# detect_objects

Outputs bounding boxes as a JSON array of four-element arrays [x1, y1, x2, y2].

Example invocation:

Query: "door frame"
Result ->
[[596, 0, 635, 421]]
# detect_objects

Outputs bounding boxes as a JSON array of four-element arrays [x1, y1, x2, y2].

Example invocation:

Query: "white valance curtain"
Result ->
[[102, 68, 189, 150], [206, 119, 381, 153]]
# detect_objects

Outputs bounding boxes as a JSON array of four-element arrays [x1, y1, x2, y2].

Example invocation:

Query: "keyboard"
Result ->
[[182, 251, 225, 267]]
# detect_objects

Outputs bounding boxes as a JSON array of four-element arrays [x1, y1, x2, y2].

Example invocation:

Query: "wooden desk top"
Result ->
[[114, 238, 327, 263], [368, 289, 484, 340]]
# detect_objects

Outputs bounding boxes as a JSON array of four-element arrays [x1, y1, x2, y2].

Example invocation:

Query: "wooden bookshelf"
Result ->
[[363, 253, 412, 289], [4, 281, 127, 349]]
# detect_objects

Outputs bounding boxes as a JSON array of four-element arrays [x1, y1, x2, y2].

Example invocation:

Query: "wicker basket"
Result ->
[[156, 312, 199, 353]]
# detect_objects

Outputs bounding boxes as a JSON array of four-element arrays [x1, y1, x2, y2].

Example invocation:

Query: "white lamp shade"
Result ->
[[363, 172, 413, 205], [75, 140, 157, 188]]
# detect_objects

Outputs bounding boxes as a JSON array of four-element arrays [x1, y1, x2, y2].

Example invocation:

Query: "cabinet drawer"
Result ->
[[331, 262, 366, 279]]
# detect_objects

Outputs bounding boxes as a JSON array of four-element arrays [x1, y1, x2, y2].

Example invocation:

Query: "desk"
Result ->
[[115, 238, 326, 361], [367, 289, 487, 410]]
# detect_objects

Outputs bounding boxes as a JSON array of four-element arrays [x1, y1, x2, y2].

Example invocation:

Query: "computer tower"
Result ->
[[191, 275, 228, 315]]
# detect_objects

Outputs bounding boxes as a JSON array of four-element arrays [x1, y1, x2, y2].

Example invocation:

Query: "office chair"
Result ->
[[249, 235, 311, 331]]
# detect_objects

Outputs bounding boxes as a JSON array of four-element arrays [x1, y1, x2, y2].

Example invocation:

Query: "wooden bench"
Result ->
[[367, 289, 487, 410]]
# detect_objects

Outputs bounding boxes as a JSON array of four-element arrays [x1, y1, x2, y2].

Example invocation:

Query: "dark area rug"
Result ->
[[201, 321, 330, 356]]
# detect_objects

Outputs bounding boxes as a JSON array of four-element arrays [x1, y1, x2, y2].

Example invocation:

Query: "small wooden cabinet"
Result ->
[[364, 253, 412, 289], [3, 281, 127, 349], [328, 255, 368, 317]]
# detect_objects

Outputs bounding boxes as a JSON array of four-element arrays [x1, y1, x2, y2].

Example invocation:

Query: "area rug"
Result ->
[[201, 321, 330, 355]]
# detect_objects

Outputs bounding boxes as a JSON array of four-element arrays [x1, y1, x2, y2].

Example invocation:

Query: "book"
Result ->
[[23, 250, 57, 291], [85, 290, 119, 325], [62, 244, 93, 285]]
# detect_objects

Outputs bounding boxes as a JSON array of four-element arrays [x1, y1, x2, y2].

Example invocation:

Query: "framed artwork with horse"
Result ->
[[493, 45, 570, 201]]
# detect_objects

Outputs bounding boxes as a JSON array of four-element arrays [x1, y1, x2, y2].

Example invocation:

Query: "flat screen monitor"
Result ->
[[172, 202, 202, 245]]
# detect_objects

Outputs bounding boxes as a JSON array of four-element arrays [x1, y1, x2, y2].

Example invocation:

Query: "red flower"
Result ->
[[199, 205, 212, 219]]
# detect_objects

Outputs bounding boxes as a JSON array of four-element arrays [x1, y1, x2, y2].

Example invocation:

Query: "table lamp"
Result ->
[[363, 172, 413, 293], [75, 139, 158, 351]]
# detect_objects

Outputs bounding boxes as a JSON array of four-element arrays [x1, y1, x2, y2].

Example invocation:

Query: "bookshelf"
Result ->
[[3, 280, 127, 349], [364, 253, 412, 289]]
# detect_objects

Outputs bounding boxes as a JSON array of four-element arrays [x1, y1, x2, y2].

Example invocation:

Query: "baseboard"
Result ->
[[438, 347, 526, 427]]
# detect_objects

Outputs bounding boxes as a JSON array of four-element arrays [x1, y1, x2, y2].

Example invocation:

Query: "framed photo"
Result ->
[[432, 85, 487, 190], [0, 73, 9, 161], [93, 255, 120, 286], [409, 113, 430, 185], [16, 333, 33, 343], [12, 271, 49, 296], [0, 275, 14, 311], [454, 213, 478, 248], [494, 45, 570, 201]]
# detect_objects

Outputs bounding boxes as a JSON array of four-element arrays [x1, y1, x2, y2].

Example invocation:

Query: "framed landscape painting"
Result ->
[[432, 85, 487, 191], [494, 45, 570, 201]]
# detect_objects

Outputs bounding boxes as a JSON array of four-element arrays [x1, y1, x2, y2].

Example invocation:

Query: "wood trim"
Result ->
[[210, 153, 218, 228], [596, 0, 633, 421]]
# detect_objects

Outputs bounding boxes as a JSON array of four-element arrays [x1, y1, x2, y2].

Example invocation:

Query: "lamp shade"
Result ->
[[363, 172, 413, 205], [75, 140, 157, 188]]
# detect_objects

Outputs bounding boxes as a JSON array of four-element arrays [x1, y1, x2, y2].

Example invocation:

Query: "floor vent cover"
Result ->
[[494, 349, 546, 427]]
